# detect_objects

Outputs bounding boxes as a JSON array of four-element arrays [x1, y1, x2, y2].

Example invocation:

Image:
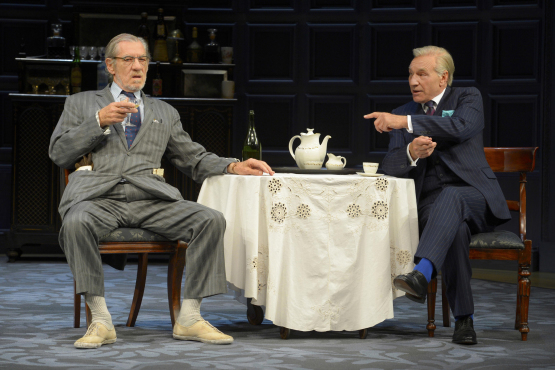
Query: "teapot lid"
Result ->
[[301, 128, 317, 136]]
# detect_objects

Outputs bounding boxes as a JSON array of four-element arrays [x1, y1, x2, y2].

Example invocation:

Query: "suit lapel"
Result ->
[[434, 86, 452, 116], [96, 86, 128, 149], [128, 92, 154, 150]]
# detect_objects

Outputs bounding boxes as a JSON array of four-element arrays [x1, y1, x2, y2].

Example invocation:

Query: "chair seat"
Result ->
[[100, 228, 171, 243], [470, 230, 525, 250]]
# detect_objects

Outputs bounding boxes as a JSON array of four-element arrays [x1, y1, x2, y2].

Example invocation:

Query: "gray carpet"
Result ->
[[1, 259, 554, 370]]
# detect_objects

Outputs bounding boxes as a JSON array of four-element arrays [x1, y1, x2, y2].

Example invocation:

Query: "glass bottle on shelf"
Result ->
[[137, 12, 151, 51], [203, 28, 220, 63], [71, 46, 82, 94], [152, 8, 168, 62], [152, 61, 163, 96], [186, 27, 203, 63], [242, 110, 261, 161]]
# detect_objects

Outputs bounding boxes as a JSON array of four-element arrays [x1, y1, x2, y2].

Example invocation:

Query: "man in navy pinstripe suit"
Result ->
[[364, 46, 510, 344]]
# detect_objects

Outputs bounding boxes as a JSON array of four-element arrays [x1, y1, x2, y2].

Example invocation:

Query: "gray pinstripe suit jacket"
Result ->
[[381, 86, 510, 223], [49, 85, 234, 219]]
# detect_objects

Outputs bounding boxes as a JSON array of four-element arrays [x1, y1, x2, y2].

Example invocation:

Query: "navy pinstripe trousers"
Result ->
[[415, 186, 495, 317]]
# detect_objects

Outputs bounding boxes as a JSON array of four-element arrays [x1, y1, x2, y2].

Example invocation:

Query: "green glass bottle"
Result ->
[[242, 110, 261, 161]]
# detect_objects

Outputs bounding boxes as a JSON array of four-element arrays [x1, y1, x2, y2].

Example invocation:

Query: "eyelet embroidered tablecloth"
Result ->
[[197, 173, 419, 332]]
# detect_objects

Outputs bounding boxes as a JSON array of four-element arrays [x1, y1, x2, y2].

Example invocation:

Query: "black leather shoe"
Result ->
[[452, 316, 477, 345], [393, 271, 428, 304]]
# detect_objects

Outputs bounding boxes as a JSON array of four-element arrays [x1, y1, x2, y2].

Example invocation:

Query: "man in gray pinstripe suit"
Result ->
[[49, 34, 273, 349], [364, 46, 510, 345]]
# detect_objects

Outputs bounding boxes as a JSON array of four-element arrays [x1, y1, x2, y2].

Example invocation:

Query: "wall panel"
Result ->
[[247, 24, 296, 82], [0, 19, 48, 75], [309, 24, 357, 81], [490, 94, 539, 147], [492, 20, 540, 81]]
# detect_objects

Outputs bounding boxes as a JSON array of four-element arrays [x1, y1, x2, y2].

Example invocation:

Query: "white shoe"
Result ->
[[74, 322, 117, 349], [173, 320, 233, 344]]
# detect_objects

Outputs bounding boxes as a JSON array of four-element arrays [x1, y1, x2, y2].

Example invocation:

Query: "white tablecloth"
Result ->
[[197, 173, 419, 332]]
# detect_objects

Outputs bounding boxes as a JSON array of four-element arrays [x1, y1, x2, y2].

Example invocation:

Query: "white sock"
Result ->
[[85, 294, 114, 330], [177, 298, 203, 327]]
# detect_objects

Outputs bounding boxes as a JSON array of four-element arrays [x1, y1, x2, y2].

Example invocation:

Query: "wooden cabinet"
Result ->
[[7, 59, 235, 260]]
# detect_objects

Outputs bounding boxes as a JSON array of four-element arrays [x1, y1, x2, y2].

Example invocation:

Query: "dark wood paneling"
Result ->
[[490, 94, 539, 147], [248, 24, 296, 82], [492, 20, 540, 81], [368, 23, 419, 82], [249, 0, 295, 10], [309, 24, 357, 81], [0, 19, 48, 75], [431, 22, 478, 82], [188, 0, 234, 11], [310, 0, 356, 10], [307, 94, 354, 151], [433, 0, 477, 7], [371, 0, 416, 9], [246, 94, 296, 150], [493, 0, 539, 6]]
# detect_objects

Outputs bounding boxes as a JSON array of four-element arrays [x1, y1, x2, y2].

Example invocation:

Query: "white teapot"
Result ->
[[289, 129, 331, 169], [325, 153, 346, 170]]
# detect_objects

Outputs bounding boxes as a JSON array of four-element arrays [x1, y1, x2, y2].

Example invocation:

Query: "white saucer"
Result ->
[[357, 172, 384, 177]]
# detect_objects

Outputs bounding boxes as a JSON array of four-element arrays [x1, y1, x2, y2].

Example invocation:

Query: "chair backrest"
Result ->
[[483, 147, 538, 241]]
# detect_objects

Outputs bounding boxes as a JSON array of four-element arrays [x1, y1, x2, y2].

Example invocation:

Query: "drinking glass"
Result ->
[[89, 46, 98, 60], [69, 46, 76, 59], [118, 96, 142, 127], [79, 46, 89, 60]]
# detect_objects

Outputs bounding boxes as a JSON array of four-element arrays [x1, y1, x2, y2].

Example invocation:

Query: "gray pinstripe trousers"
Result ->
[[59, 183, 227, 299], [415, 186, 495, 317]]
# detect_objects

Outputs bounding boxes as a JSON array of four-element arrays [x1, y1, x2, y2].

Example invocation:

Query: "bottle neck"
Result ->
[[248, 115, 255, 130]]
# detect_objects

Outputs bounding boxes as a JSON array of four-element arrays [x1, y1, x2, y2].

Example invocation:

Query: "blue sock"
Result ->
[[414, 258, 434, 283], [455, 314, 474, 321]]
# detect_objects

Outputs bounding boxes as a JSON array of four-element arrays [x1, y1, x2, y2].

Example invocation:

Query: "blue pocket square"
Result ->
[[442, 110, 454, 117]]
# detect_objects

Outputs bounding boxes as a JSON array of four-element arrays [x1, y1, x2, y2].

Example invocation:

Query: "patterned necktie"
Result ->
[[121, 91, 141, 147], [425, 100, 435, 116]]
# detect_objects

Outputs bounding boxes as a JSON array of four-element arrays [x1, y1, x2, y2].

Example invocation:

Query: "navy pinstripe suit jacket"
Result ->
[[381, 86, 510, 223]]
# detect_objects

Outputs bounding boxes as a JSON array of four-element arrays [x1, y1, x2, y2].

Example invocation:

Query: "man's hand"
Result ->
[[409, 136, 437, 160], [98, 101, 137, 128], [364, 112, 408, 133], [228, 158, 275, 176]]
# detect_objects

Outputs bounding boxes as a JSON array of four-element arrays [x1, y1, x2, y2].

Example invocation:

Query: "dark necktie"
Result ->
[[121, 91, 141, 147], [425, 100, 435, 116]]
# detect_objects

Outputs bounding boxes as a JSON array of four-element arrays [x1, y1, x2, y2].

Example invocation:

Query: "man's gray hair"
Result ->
[[413, 45, 455, 86], [104, 33, 150, 83]]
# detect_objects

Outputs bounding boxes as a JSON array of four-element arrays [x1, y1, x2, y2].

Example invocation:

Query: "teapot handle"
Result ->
[[289, 135, 301, 160], [341, 157, 347, 167]]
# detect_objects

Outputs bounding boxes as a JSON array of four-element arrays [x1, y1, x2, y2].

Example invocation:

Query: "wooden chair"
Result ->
[[425, 147, 538, 341], [64, 169, 188, 329]]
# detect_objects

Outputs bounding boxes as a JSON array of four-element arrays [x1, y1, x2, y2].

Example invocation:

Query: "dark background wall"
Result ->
[[1, 0, 553, 271]]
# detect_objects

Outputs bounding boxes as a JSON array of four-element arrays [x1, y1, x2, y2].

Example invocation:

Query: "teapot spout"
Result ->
[[319, 135, 332, 162]]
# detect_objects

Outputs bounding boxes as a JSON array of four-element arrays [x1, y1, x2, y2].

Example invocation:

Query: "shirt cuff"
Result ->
[[223, 158, 240, 174], [406, 115, 413, 133], [406, 143, 419, 167], [96, 110, 111, 135]]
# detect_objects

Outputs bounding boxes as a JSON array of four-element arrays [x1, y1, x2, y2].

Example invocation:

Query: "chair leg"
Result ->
[[168, 242, 187, 328], [85, 303, 92, 328], [441, 276, 450, 327], [518, 262, 531, 341], [515, 269, 522, 330], [427, 277, 437, 337], [127, 253, 149, 327], [74, 280, 81, 328]]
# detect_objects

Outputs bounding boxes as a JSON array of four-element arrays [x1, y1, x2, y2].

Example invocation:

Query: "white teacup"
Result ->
[[363, 162, 379, 174]]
